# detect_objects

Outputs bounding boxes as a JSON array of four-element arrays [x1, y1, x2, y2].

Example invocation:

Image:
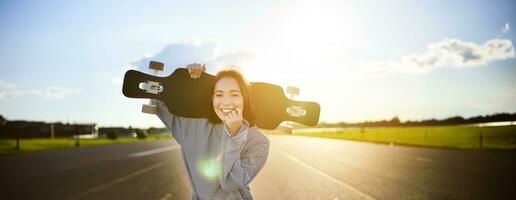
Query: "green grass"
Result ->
[[0, 134, 172, 155], [292, 125, 516, 149]]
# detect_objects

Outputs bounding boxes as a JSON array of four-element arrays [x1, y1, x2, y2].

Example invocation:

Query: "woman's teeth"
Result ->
[[221, 109, 234, 113]]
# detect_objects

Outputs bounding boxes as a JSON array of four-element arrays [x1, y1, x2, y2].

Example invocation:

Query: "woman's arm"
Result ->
[[153, 99, 195, 145], [219, 125, 270, 192], [152, 63, 207, 145]]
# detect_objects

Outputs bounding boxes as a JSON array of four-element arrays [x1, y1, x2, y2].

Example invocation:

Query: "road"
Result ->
[[1, 135, 515, 200]]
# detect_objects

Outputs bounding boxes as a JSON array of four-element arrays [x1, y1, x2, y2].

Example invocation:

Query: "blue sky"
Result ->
[[1, 0, 515, 128]]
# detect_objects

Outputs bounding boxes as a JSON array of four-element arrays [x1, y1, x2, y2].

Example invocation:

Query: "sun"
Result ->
[[245, 1, 366, 83]]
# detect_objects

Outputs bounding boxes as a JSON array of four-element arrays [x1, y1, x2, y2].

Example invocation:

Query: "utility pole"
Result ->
[[15, 132, 20, 150], [50, 124, 55, 139], [75, 125, 80, 147]]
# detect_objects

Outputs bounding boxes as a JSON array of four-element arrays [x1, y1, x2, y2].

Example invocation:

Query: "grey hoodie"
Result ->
[[154, 100, 270, 200]]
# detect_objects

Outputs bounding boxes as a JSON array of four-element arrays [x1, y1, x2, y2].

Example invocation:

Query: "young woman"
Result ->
[[153, 63, 270, 200]]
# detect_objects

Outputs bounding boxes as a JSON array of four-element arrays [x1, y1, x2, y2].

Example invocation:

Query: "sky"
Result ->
[[0, 0, 515, 128]]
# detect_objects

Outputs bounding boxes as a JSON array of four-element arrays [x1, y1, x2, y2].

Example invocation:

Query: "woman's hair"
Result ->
[[208, 66, 255, 126]]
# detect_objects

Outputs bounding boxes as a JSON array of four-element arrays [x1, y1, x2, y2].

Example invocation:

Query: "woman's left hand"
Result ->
[[186, 63, 206, 79], [224, 108, 244, 136]]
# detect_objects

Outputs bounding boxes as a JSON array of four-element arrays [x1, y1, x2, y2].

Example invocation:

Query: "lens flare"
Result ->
[[198, 156, 222, 181]]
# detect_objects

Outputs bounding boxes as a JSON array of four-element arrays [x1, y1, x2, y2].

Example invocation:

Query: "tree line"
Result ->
[[317, 112, 516, 128]]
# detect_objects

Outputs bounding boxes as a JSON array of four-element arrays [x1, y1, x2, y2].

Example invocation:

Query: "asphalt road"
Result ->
[[1, 135, 515, 200]]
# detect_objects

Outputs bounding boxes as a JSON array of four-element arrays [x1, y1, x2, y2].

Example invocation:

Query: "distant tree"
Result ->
[[0, 115, 6, 126], [148, 127, 156, 133], [107, 130, 118, 140], [315, 112, 516, 128], [442, 116, 465, 125], [487, 113, 516, 122], [135, 129, 147, 139], [390, 116, 401, 125]]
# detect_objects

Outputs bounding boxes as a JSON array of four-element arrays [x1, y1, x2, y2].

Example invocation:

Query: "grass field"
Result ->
[[3, 125, 515, 154], [0, 134, 172, 155], [290, 125, 516, 149]]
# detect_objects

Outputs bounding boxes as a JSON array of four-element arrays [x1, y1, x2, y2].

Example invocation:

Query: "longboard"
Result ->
[[122, 62, 320, 129]]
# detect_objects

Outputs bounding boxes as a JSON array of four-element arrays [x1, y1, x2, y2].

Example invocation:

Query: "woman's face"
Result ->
[[212, 76, 244, 121]]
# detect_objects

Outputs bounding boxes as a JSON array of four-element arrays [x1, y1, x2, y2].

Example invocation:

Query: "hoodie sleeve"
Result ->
[[219, 124, 270, 192], [153, 99, 195, 145]]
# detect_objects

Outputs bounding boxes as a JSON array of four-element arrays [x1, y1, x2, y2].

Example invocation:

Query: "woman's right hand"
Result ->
[[186, 63, 206, 79]]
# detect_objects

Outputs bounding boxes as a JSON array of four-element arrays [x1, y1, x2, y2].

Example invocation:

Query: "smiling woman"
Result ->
[[208, 66, 255, 131], [153, 63, 269, 200]]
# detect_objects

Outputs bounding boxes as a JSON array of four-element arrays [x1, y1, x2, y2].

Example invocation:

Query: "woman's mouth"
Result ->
[[220, 108, 235, 114]]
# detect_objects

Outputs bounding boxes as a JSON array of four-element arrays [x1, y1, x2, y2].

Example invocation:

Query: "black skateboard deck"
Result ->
[[122, 62, 320, 129]]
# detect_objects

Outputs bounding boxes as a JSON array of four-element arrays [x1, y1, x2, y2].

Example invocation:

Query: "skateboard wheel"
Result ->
[[142, 104, 157, 114], [286, 86, 300, 96], [149, 61, 164, 71]]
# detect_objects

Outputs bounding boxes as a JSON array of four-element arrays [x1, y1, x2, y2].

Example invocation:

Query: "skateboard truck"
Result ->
[[141, 61, 164, 114], [286, 106, 306, 117], [140, 80, 163, 94]]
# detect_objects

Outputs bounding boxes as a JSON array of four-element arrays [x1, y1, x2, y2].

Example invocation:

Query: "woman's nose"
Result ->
[[218, 98, 229, 104], [220, 99, 236, 106], [220, 96, 232, 103], [220, 101, 233, 106]]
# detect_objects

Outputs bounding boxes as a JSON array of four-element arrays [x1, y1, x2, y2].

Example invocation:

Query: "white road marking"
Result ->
[[128, 145, 180, 158], [68, 160, 170, 200], [416, 156, 433, 163], [157, 193, 173, 200], [276, 149, 377, 200]]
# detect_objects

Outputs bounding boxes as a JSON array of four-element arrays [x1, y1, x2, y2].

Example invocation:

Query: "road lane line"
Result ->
[[157, 193, 173, 200], [416, 156, 433, 163], [68, 160, 170, 200], [128, 145, 180, 158], [276, 149, 377, 200]]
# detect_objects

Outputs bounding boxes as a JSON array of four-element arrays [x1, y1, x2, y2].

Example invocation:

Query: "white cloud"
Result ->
[[0, 80, 79, 100], [129, 41, 257, 75], [130, 41, 219, 74], [29, 87, 79, 98], [0, 80, 16, 90], [112, 77, 122, 85], [0, 80, 20, 99], [212, 51, 257, 71], [0, 90, 25, 99], [502, 22, 510, 33], [367, 38, 515, 74]]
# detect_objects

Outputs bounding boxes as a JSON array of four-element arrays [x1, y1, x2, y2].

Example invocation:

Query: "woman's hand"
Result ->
[[225, 108, 244, 136], [186, 63, 206, 79]]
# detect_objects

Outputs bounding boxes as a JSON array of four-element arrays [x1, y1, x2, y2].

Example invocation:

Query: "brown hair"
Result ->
[[208, 66, 255, 126]]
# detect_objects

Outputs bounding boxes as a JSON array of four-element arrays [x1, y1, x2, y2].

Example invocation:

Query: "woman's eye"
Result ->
[[215, 94, 223, 97]]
